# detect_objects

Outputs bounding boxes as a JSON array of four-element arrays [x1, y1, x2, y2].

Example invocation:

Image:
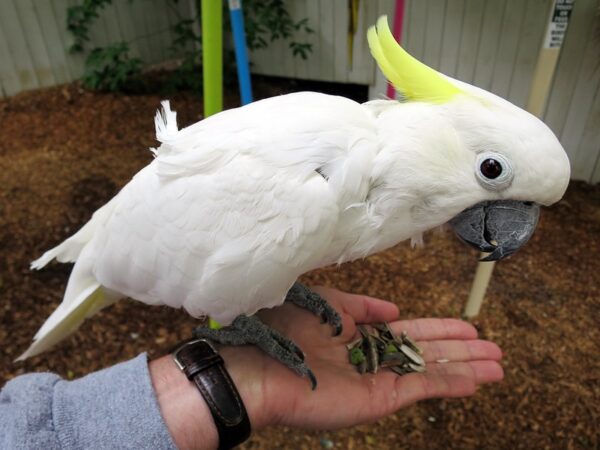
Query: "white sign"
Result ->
[[543, 0, 575, 49]]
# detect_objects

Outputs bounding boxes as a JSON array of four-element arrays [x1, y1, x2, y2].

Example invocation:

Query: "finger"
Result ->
[[312, 287, 399, 323], [391, 372, 477, 408], [389, 318, 478, 341], [419, 340, 503, 363], [425, 360, 504, 384], [391, 361, 503, 409]]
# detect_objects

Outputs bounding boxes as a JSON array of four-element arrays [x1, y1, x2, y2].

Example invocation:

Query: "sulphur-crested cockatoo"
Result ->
[[19, 17, 570, 387]]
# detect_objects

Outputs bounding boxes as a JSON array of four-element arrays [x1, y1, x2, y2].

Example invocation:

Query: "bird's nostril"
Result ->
[[523, 201, 533, 206]]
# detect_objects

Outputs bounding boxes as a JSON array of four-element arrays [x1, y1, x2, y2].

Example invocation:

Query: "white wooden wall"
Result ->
[[0, 0, 599, 182], [249, 0, 381, 84], [0, 0, 188, 97], [544, 0, 600, 183]]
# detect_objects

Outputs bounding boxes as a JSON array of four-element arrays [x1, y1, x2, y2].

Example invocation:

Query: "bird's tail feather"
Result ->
[[30, 242, 77, 270], [24, 199, 120, 361], [31, 197, 117, 270], [31, 230, 93, 269], [16, 283, 116, 361]]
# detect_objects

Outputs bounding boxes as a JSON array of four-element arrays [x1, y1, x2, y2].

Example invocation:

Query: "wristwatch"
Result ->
[[172, 339, 251, 450]]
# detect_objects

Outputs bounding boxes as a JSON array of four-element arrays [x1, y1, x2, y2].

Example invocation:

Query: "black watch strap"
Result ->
[[172, 339, 251, 450]]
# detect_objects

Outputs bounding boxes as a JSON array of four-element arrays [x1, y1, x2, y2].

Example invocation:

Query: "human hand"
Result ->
[[150, 287, 503, 449], [223, 286, 504, 430]]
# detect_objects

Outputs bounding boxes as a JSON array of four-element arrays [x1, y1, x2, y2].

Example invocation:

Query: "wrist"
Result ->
[[149, 345, 271, 450], [218, 346, 272, 430], [149, 355, 219, 450]]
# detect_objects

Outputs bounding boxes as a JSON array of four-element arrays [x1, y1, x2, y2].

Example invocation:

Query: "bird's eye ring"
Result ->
[[475, 152, 513, 191]]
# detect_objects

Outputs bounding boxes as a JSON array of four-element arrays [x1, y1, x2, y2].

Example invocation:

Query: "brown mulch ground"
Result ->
[[0, 77, 598, 450]]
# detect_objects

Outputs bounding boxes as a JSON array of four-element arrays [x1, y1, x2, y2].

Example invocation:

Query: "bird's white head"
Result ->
[[367, 16, 570, 260]]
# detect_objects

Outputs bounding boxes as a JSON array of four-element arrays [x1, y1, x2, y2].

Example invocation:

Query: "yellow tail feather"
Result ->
[[16, 285, 115, 361]]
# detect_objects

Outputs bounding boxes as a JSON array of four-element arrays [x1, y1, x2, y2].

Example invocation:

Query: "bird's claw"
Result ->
[[286, 283, 344, 336], [193, 315, 316, 388]]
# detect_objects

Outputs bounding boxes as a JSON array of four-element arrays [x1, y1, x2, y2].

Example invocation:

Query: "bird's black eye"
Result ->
[[480, 158, 503, 179], [475, 152, 513, 191]]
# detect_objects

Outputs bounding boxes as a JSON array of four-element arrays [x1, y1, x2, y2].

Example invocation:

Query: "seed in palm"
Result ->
[[348, 322, 426, 376]]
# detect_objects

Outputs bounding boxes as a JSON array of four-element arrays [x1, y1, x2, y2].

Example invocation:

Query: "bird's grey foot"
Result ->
[[193, 315, 317, 389], [285, 282, 343, 336]]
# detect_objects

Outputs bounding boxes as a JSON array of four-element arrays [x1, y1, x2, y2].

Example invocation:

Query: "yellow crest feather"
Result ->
[[367, 16, 462, 103]]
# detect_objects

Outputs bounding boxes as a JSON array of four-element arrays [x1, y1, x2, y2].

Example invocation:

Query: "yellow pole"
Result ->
[[464, 257, 495, 318], [463, 0, 575, 318]]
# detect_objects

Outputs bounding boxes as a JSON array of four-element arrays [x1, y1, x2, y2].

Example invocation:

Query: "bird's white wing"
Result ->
[[89, 156, 336, 323], [88, 93, 377, 323], [155, 92, 377, 206]]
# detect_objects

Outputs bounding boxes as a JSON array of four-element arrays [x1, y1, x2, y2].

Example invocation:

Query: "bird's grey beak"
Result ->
[[449, 200, 540, 261]]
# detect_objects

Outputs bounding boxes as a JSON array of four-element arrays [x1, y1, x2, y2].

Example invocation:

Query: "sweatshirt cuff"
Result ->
[[53, 353, 177, 449]]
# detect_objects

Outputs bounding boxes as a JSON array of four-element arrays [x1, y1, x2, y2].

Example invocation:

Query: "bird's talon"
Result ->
[[286, 282, 344, 337], [307, 369, 317, 390], [333, 323, 343, 337], [294, 347, 306, 361]]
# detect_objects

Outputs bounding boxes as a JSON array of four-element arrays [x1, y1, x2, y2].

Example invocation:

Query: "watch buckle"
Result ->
[[171, 338, 217, 371]]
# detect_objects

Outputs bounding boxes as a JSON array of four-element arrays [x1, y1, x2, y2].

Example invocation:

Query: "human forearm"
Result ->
[[149, 355, 218, 450], [2, 354, 177, 450]]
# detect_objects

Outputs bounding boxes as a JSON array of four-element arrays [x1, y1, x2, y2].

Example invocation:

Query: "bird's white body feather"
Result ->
[[19, 93, 410, 358]]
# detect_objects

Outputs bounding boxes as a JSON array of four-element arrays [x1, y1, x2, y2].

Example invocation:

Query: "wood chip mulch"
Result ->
[[0, 78, 598, 450]]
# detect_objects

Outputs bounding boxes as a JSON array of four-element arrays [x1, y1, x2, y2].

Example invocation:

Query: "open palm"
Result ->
[[222, 286, 503, 430]]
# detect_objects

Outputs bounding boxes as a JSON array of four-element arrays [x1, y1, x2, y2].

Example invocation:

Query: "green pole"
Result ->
[[201, 0, 223, 117], [202, 0, 223, 329]]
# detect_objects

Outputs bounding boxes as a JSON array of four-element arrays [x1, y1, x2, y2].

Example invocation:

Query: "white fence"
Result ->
[[0, 0, 599, 182], [0, 0, 188, 95]]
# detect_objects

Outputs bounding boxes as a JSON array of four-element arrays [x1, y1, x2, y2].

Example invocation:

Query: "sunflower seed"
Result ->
[[401, 331, 424, 355], [346, 338, 362, 350], [348, 322, 426, 377], [381, 352, 409, 364], [365, 334, 379, 374], [358, 359, 367, 374], [408, 362, 426, 373], [400, 344, 425, 366]]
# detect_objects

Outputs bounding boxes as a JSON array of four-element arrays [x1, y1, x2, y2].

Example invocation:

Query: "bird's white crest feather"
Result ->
[[155, 100, 179, 144]]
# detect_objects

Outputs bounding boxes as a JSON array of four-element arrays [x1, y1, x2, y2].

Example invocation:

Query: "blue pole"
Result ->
[[228, 0, 253, 105]]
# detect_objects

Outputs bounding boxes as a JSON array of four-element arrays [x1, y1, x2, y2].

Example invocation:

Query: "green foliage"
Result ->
[[81, 43, 142, 91], [290, 42, 312, 60], [244, 1, 314, 59], [66, 0, 313, 93], [66, 0, 113, 53], [165, 14, 204, 92], [166, 50, 204, 93]]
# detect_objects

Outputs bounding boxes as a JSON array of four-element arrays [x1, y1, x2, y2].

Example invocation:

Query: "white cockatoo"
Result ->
[[19, 17, 570, 386]]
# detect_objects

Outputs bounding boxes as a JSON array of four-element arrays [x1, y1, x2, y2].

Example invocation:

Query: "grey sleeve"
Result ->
[[0, 353, 178, 450]]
